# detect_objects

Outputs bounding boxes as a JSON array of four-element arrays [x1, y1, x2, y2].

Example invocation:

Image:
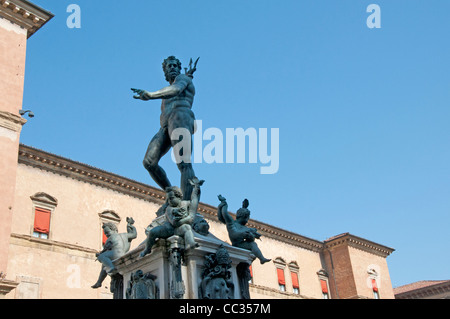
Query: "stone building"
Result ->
[[0, 0, 396, 299], [394, 280, 450, 299]]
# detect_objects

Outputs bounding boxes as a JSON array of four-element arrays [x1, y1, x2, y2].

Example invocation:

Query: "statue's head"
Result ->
[[162, 56, 182, 83], [165, 186, 183, 207], [193, 214, 210, 236], [236, 199, 250, 224], [102, 222, 118, 237]]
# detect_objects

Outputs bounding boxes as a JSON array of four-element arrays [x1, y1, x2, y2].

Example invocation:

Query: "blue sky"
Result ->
[[21, 0, 449, 288]]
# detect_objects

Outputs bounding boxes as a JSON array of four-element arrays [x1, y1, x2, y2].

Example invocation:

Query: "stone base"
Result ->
[[114, 228, 255, 299]]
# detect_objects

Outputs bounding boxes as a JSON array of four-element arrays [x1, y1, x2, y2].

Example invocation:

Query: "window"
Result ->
[[288, 261, 300, 294], [33, 208, 51, 239], [368, 267, 380, 299], [248, 265, 253, 284], [277, 268, 286, 292], [274, 257, 287, 292], [320, 279, 329, 299], [291, 272, 299, 294], [98, 210, 121, 248], [317, 269, 330, 299], [30, 192, 57, 240], [372, 278, 380, 299]]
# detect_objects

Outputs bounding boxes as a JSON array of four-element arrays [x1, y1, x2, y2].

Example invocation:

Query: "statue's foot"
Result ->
[[91, 282, 102, 289], [107, 267, 118, 275], [185, 242, 199, 251], [140, 249, 151, 258], [260, 258, 271, 265]]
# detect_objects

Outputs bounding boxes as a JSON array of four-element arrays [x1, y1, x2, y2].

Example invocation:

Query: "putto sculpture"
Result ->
[[140, 177, 204, 258], [217, 196, 271, 264], [199, 244, 234, 299], [126, 270, 158, 299], [92, 217, 137, 289], [132, 56, 200, 200]]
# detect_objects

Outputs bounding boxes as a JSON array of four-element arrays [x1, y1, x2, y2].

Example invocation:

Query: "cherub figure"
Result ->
[[140, 177, 204, 258], [217, 195, 271, 264], [92, 217, 137, 288]]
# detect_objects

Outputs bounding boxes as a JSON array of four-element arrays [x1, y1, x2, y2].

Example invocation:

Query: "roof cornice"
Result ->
[[395, 280, 450, 299], [324, 233, 395, 258], [18, 144, 167, 205], [17, 144, 394, 256], [17, 144, 325, 252], [0, 0, 53, 38]]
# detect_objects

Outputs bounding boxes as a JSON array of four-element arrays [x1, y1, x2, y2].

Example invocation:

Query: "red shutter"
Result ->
[[249, 265, 253, 278], [34, 208, 51, 234], [291, 272, 299, 289], [102, 230, 107, 245], [277, 268, 286, 285], [372, 279, 378, 292], [320, 279, 328, 294]]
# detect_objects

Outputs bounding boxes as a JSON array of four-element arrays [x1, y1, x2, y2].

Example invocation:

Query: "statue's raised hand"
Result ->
[[218, 195, 227, 203], [131, 88, 148, 100], [188, 177, 205, 187]]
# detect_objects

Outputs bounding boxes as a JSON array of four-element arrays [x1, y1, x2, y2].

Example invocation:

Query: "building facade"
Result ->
[[0, 0, 396, 300], [394, 280, 450, 299]]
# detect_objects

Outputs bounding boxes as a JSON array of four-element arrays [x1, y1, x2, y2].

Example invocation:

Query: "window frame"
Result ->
[[288, 261, 300, 295], [30, 193, 57, 240], [274, 257, 287, 292], [317, 269, 330, 299], [98, 210, 121, 249]]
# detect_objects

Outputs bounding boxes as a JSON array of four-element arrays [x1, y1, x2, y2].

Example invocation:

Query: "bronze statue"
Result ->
[[132, 56, 199, 200], [92, 217, 137, 288], [126, 270, 158, 299], [140, 177, 204, 258], [217, 196, 271, 264], [199, 244, 234, 299]]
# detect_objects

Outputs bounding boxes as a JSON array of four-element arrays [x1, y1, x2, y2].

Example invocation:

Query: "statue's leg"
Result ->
[[168, 113, 196, 200], [249, 242, 271, 264], [175, 225, 198, 250], [91, 268, 108, 288], [97, 251, 117, 273], [140, 223, 175, 257], [143, 128, 172, 190]]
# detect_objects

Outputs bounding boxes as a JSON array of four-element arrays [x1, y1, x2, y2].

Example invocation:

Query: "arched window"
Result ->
[[288, 261, 300, 294], [368, 267, 380, 299], [273, 257, 286, 292], [30, 193, 58, 239], [317, 269, 330, 299], [98, 210, 121, 247]]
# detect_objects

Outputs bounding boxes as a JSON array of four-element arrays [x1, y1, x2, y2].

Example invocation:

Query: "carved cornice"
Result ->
[[17, 144, 327, 252], [0, 110, 27, 132], [10, 233, 98, 257], [249, 284, 310, 299], [395, 281, 450, 299], [324, 233, 395, 258], [18, 144, 167, 205], [0, 0, 53, 38], [0, 279, 19, 295], [17, 144, 394, 257]]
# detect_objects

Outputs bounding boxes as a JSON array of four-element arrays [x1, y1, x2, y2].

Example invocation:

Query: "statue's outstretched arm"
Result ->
[[188, 177, 204, 216], [217, 195, 233, 225], [131, 75, 191, 100], [127, 221, 137, 241]]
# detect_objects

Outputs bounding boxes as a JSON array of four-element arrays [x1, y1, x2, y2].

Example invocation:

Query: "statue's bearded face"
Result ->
[[164, 60, 181, 82]]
